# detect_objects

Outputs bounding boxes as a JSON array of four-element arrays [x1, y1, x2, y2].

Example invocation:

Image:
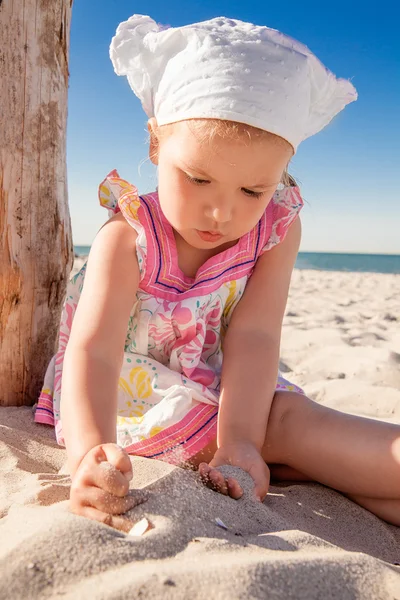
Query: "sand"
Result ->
[[0, 267, 399, 599]]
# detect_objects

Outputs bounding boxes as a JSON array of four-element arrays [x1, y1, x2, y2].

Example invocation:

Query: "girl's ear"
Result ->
[[148, 118, 159, 165]]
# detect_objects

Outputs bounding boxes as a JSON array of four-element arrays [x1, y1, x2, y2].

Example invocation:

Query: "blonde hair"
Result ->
[[151, 118, 298, 187]]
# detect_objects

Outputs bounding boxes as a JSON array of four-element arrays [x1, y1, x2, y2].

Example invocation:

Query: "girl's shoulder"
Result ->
[[98, 169, 164, 234], [98, 170, 158, 283], [99, 169, 143, 224]]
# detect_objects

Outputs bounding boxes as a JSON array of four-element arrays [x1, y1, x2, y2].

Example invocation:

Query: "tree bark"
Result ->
[[0, 0, 74, 406]]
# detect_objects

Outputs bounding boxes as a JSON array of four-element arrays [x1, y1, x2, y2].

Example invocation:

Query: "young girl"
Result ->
[[35, 15, 400, 531]]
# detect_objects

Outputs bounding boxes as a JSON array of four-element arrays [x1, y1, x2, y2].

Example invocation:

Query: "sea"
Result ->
[[74, 246, 400, 275]]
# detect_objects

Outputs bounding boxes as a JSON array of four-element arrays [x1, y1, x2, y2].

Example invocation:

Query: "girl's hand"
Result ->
[[199, 441, 270, 502], [69, 443, 146, 532]]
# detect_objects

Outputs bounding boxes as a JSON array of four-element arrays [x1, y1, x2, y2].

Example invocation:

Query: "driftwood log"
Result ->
[[0, 0, 74, 406]]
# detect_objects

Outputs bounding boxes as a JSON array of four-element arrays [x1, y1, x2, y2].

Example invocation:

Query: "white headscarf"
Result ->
[[110, 15, 357, 152]]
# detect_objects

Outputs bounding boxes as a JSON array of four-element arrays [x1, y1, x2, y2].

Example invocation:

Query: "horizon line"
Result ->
[[72, 245, 400, 257]]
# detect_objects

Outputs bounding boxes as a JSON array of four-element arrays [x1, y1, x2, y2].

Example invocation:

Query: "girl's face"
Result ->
[[150, 120, 293, 251]]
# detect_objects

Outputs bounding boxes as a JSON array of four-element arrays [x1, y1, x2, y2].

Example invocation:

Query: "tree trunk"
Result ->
[[0, 0, 74, 406]]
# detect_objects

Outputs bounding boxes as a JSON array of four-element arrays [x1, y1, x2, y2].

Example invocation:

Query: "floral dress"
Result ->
[[34, 170, 304, 464]]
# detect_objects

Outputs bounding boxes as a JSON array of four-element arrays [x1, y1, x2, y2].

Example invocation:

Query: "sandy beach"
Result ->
[[0, 264, 399, 599]]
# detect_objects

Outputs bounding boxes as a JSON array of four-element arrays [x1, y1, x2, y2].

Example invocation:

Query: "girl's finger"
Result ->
[[209, 469, 229, 495], [89, 461, 131, 497], [80, 486, 147, 515], [80, 445, 133, 497], [199, 463, 228, 495], [198, 462, 211, 479], [249, 461, 270, 501], [79, 505, 134, 533], [101, 444, 133, 481], [226, 477, 243, 500]]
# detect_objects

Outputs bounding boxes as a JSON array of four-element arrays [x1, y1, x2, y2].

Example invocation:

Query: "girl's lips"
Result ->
[[196, 230, 224, 242]]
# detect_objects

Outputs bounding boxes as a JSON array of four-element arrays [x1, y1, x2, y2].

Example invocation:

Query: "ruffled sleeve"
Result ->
[[98, 169, 147, 279], [261, 185, 304, 253]]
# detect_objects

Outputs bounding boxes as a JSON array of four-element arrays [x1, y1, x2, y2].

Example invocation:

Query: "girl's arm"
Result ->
[[61, 212, 139, 477], [218, 217, 302, 452]]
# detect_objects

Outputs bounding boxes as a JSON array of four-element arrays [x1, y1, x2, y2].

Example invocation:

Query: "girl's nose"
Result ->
[[205, 202, 232, 224]]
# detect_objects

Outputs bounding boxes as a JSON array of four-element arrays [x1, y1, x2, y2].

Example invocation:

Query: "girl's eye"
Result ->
[[184, 173, 210, 185], [242, 188, 265, 198], [184, 173, 265, 197]]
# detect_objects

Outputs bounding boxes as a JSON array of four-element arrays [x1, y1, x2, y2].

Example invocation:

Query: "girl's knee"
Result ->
[[269, 390, 310, 430], [263, 391, 307, 462]]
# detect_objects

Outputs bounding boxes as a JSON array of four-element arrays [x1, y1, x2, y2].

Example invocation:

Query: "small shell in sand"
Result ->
[[215, 517, 228, 530], [128, 517, 151, 537]]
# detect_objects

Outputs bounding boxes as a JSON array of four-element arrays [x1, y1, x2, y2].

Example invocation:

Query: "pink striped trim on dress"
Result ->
[[34, 391, 55, 426], [123, 403, 218, 464]]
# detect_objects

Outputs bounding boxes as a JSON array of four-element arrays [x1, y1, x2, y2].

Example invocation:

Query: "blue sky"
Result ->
[[68, 0, 400, 253]]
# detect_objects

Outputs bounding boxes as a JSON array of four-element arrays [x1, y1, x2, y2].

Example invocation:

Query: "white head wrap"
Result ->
[[110, 15, 357, 152]]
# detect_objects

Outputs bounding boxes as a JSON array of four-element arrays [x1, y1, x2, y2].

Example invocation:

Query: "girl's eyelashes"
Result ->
[[184, 172, 265, 198], [242, 188, 265, 198], [184, 173, 210, 185]]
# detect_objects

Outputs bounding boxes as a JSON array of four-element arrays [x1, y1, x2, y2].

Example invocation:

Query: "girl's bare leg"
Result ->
[[266, 392, 400, 525], [191, 391, 400, 525], [268, 392, 400, 495]]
